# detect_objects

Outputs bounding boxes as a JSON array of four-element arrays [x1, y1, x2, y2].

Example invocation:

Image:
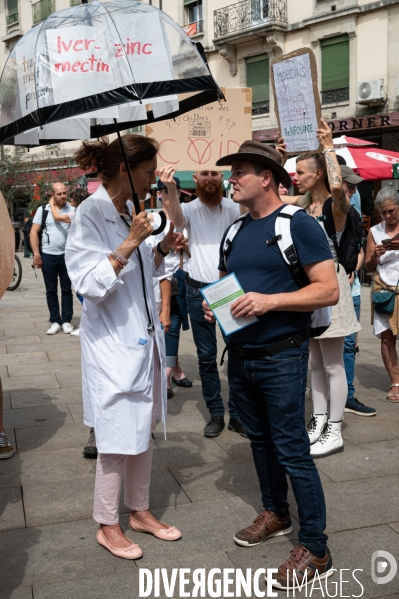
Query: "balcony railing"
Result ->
[[32, 0, 55, 24], [214, 0, 287, 39], [252, 100, 269, 115], [321, 87, 349, 105], [6, 12, 19, 25], [183, 19, 204, 37]]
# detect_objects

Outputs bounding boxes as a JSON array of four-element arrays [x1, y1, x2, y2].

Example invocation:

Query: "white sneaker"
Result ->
[[307, 413, 328, 445], [70, 327, 80, 337], [47, 323, 62, 335], [310, 420, 344, 458], [62, 323, 74, 334]]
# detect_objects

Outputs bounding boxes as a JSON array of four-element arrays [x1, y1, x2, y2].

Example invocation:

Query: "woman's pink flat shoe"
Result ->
[[129, 516, 182, 541], [96, 527, 143, 559]]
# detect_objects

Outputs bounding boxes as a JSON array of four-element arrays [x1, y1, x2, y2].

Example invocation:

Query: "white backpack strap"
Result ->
[[221, 213, 249, 271], [275, 205, 304, 267]]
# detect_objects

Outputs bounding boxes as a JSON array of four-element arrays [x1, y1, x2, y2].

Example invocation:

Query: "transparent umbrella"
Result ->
[[0, 0, 223, 231]]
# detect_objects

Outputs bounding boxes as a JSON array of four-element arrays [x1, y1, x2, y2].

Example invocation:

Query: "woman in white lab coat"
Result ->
[[65, 135, 184, 559]]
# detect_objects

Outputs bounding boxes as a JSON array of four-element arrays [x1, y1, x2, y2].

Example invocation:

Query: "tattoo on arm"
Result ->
[[325, 152, 343, 190]]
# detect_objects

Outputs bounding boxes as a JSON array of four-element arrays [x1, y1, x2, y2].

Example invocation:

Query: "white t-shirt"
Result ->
[[181, 198, 240, 283], [33, 203, 75, 255]]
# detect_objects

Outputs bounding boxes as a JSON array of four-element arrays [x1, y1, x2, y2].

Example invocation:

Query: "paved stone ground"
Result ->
[[0, 254, 399, 599]]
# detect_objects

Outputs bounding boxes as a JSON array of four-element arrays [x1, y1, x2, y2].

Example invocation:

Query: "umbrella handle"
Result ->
[[151, 209, 167, 236]]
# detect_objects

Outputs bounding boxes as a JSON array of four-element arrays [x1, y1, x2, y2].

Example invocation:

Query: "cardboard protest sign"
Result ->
[[146, 88, 252, 171], [271, 48, 322, 155], [0, 191, 15, 299]]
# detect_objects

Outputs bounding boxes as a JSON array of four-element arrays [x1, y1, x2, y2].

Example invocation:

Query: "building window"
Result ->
[[6, 0, 19, 26], [32, 0, 55, 24], [184, 0, 203, 36], [246, 54, 269, 115], [321, 35, 350, 104]]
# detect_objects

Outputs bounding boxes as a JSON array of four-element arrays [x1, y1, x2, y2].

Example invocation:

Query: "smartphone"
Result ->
[[381, 233, 399, 245]]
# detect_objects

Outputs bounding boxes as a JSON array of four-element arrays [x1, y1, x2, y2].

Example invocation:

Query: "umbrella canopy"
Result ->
[[0, 0, 221, 142], [332, 136, 378, 148], [285, 145, 399, 181]]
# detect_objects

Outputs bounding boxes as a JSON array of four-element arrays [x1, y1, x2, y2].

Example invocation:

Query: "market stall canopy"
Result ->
[[0, 0, 222, 143]]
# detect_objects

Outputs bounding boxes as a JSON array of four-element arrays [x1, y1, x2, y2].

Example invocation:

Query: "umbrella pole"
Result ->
[[112, 119, 167, 235], [113, 118, 142, 215]]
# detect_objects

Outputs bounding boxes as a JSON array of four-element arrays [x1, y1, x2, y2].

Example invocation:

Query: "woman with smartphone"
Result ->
[[365, 187, 399, 402]]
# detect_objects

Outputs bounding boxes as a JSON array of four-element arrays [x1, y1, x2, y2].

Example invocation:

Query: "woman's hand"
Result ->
[[128, 211, 153, 246], [276, 136, 288, 165], [156, 166, 177, 190], [202, 299, 215, 323], [316, 118, 334, 150], [373, 243, 387, 258]]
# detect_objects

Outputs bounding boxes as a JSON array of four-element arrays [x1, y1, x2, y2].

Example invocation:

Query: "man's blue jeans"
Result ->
[[228, 345, 328, 555], [186, 284, 238, 418], [344, 295, 361, 400], [41, 253, 73, 325], [165, 304, 182, 368]]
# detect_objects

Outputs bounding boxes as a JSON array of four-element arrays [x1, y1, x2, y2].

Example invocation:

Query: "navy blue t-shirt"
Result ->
[[218, 206, 333, 348]]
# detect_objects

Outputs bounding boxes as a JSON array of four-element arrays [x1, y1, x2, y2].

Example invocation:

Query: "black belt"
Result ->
[[185, 274, 209, 289], [220, 329, 309, 365]]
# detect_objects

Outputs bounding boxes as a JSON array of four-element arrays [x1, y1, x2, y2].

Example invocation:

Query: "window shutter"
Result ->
[[246, 55, 269, 104], [321, 35, 349, 91]]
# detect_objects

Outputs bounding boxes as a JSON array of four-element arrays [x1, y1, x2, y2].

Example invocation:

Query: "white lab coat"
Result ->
[[65, 185, 167, 455]]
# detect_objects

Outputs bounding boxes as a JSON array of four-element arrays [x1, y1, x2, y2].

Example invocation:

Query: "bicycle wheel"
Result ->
[[7, 255, 22, 291]]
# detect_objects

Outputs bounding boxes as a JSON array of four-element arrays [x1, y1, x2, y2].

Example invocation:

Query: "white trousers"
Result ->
[[93, 344, 159, 525]]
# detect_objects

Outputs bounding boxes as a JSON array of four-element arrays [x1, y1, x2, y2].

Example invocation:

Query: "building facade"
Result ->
[[1, 0, 399, 155]]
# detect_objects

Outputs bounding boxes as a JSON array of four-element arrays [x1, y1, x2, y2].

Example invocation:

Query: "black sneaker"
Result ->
[[167, 388, 174, 399], [344, 397, 376, 416], [204, 416, 225, 438], [83, 427, 98, 459], [228, 417, 248, 438]]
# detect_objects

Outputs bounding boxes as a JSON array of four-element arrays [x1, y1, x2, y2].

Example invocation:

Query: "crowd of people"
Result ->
[[0, 122, 398, 589]]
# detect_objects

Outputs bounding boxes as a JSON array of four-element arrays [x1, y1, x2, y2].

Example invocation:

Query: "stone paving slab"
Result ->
[[0, 486, 25, 531], [10, 387, 82, 409], [3, 405, 72, 429], [7, 360, 81, 378], [0, 588, 33, 599], [15, 422, 90, 453], [169, 459, 261, 503], [0, 447, 94, 489], [1, 375, 60, 392], [315, 439, 399, 482], [152, 430, 233, 468], [0, 518, 134, 590], [0, 336, 42, 347], [0, 352, 49, 367]]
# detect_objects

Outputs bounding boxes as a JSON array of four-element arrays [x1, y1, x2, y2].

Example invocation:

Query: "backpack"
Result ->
[[221, 205, 331, 336], [25, 207, 49, 254], [321, 198, 364, 275]]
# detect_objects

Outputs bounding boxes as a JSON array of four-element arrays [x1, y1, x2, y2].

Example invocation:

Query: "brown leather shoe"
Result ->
[[266, 544, 334, 590], [234, 509, 292, 547]]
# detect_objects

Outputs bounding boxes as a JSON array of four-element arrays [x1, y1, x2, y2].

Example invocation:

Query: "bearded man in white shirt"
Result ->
[[166, 168, 246, 439]]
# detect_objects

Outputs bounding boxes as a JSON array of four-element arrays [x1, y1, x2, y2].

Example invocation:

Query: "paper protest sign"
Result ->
[[112, 12, 173, 83], [146, 88, 252, 171], [271, 48, 322, 155], [16, 32, 50, 117], [46, 26, 116, 105]]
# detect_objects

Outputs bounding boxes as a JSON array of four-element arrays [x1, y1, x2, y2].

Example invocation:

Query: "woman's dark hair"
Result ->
[[74, 135, 159, 186], [70, 188, 89, 207]]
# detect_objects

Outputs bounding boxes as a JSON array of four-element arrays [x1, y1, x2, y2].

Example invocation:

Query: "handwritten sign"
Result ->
[[0, 191, 15, 298], [271, 48, 322, 155], [46, 13, 173, 106], [16, 30, 50, 117], [146, 88, 252, 171]]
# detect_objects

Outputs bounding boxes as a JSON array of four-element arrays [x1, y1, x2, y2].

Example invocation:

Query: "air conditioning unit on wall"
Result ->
[[357, 79, 384, 104]]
